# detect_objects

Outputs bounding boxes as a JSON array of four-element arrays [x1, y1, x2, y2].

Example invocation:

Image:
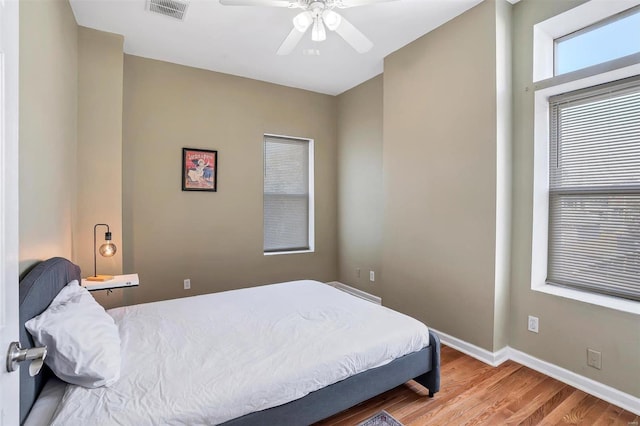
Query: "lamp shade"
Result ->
[[293, 11, 313, 33], [322, 10, 341, 31]]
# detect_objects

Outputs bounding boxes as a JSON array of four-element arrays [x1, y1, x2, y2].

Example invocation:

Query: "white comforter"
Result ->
[[50, 280, 429, 425]]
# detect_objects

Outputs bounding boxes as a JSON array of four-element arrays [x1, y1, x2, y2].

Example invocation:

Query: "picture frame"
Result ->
[[182, 148, 218, 192]]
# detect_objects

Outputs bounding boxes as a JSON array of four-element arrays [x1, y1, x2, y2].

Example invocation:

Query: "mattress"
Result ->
[[46, 280, 429, 425]]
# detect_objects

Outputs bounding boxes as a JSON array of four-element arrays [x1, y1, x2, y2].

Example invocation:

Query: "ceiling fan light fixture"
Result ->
[[220, 0, 380, 55], [322, 10, 341, 31], [311, 17, 327, 41], [293, 11, 313, 32]]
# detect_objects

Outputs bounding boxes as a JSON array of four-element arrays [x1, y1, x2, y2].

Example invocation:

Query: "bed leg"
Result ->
[[416, 331, 440, 398]]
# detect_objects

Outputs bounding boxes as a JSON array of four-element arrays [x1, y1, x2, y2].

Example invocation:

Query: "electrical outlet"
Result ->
[[356, 268, 361, 278], [527, 315, 539, 333], [184, 279, 191, 290], [369, 271, 375, 282], [587, 348, 602, 369]]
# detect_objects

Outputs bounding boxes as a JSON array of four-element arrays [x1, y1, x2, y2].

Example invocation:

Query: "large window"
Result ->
[[548, 77, 640, 301], [263, 135, 314, 254], [532, 1, 640, 312]]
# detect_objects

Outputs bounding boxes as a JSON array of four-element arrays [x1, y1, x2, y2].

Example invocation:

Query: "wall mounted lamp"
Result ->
[[87, 223, 117, 282]]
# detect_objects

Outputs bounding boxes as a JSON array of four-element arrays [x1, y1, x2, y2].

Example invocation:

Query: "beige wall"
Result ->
[[19, 0, 78, 275], [122, 55, 338, 305], [381, 0, 503, 351], [336, 75, 383, 292], [510, 0, 640, 397], [75, 27, 125, 309], [75, 27, 124, 281]]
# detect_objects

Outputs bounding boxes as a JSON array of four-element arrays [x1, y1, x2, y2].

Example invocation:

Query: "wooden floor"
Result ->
[[316, 345, 638, 426]]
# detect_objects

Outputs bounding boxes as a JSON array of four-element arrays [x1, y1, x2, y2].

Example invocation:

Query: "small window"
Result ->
[[554, 6, 640, 75], [263, 135, 314, 254], [547, 76, 640, 301]]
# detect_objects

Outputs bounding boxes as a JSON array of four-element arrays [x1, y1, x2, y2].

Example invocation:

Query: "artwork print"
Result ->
[[182, 148, 217, 191]]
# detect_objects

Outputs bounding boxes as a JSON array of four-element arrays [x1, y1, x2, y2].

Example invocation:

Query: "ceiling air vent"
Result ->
[[147, 0, 189, 20]]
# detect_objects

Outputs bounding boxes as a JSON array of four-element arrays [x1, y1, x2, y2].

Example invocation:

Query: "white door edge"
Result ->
[[0, 0, 20, 424]]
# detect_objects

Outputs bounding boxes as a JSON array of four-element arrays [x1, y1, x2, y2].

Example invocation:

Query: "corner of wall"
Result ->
[[493, 0, 514, 352], [336, 75, 384, 293], [74, 27, 125, 284]]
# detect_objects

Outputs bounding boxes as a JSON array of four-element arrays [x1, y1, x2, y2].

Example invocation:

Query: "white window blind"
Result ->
[[548, 76, 640, 301], [264, 135, 311, 252]]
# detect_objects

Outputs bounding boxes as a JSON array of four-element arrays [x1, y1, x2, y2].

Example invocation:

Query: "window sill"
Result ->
[[533, 283, 640, 315], [264, 249, 314, 256]]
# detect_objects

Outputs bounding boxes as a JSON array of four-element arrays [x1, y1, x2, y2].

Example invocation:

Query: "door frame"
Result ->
[[0, 0, 20, 424]]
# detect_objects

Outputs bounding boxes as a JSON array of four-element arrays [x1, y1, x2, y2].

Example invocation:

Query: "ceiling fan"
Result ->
[[219, 0, 396, 55]]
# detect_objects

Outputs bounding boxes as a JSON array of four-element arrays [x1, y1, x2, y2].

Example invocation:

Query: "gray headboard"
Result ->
[[18, 257, 81, 424]]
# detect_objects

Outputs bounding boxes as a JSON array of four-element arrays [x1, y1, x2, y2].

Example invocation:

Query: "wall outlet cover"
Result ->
[[527, 315, 539, 333], [587, 348, 602, 370]]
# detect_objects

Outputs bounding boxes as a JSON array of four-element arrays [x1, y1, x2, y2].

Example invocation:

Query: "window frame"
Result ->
[[531, 1, 640, 314], [553, 5, 640, 76], [546, 76, 640, 301], [263, 133, 315, 256]]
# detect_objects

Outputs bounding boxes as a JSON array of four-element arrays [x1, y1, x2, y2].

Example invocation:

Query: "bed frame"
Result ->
[[19, 257, 440, 425]]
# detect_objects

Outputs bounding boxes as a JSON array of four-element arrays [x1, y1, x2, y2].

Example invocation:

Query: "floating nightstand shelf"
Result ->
[[82, 274, 140, 292]]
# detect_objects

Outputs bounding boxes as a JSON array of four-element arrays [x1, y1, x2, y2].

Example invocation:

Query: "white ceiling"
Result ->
[[69, 0, 485, 95]]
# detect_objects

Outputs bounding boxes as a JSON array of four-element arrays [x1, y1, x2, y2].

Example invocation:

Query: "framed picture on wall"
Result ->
[[182, 148, 218, 192]]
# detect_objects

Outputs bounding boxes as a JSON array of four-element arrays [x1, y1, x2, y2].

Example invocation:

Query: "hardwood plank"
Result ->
[[474, 382, 573, 426], [554, 394, 600, 425], [440, 345, 465, 364], [591, 404, 627, 426], [579, 399, 614, 425], [401, 361, 516, 423], [426, 368, 548, 425], [404, 362, 530, 425], [512, 384, 575, 426], [615, 411, 639, 425], [538, 389, 589, 425], [314, 346, 637, 426], [502, 378, 568, 424]]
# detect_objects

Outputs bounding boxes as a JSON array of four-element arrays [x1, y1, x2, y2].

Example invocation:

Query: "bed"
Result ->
[[19, 257, 440, 425]]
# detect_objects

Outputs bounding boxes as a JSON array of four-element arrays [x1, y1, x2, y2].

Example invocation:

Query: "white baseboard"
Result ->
[[325, 281, 382, 305], [429, 328, 509, 367], [430, 328, 640, 415]]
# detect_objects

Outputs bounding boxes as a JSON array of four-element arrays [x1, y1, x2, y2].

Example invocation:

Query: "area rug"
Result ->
[[357, 410, 404, 426]]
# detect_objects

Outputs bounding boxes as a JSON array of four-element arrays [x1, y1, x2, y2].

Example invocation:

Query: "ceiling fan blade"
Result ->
[[334, 0, 397, 8], [219, 0, 298, 7], [277, 27, 306, 55], [334, 16, 373, 53]]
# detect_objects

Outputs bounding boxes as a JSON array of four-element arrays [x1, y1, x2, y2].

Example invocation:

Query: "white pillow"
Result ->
[[25, 280, 121, 388]]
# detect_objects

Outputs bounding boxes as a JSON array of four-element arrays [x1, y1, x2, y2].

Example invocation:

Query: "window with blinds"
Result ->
[[263, 135, 313, 253], [548, 76, 640, 301]]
